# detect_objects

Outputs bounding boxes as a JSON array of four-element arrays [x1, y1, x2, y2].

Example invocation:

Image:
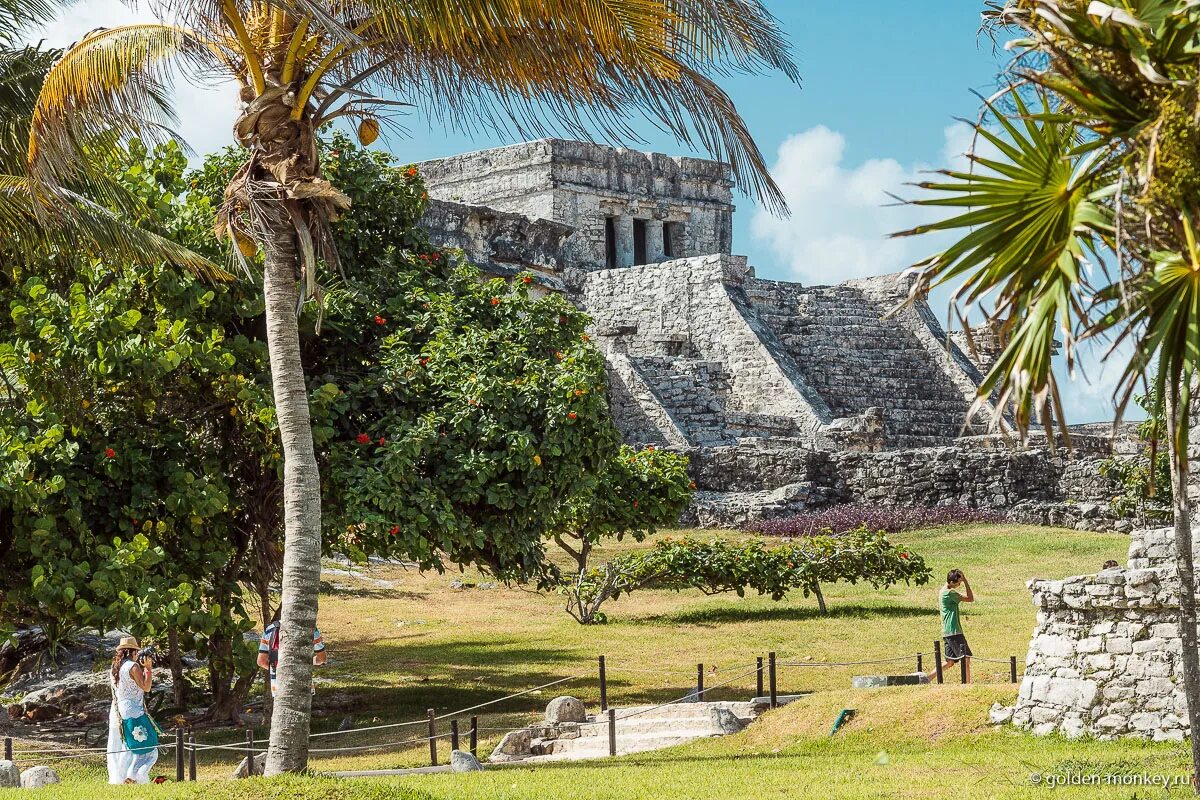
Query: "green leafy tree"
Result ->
[[1, 136, 620, 719], [572, 527, 930, 622], [898, 1, 1200, 776], [551, 446, 694, 624], [24, 0, 798, 772]]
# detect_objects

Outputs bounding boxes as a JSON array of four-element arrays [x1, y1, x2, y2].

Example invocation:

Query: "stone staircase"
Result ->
[[629, 356, 800, 446], [745, 282, 977, 449], [491, 700, 761, 764]]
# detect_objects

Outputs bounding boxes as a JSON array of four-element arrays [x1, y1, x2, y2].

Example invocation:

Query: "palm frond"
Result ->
[[0, 0, 57, 45], [301, 0, 798, 214], [894, 92, 1117, 434], [27, 23, 206, 193], [0, 173, 229, 280]]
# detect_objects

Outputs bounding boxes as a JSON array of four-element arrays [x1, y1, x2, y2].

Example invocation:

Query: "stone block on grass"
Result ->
[[851, 673, 930, 688]]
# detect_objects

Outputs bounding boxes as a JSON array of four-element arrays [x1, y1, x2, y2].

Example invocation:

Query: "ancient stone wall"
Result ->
[[1004, 534, 1189, 742], [685, 442, 1120, 528], [420, 199, 572, 292], [418, 139, 734, 270]]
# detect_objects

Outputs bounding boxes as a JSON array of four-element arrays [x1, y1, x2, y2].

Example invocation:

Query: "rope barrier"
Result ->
[[433, 673, 588, 722], [10, 743, 178, 763], [306, 732, 453, 755], [307, 717, 426, 739], [6, 649, 1024, 765], [778, 655, 916, 668], [605, 664, 762, 724]]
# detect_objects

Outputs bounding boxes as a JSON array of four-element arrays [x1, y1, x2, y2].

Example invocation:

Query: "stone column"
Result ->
[[615, 216, 635, 268], [646, 220, 665, 263]]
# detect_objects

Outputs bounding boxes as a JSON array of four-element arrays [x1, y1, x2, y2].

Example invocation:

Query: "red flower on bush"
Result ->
[[419, 357, 429, 365], [633, 500, 639, 508], [567, 411, 577, 420], [374, 315, 387, 326], [899, 552, 909, 560], [390, 525, 401, 535], [356, 433, 371, 444], [554, 351, 563, 360], [522, 275, 533, 284], [490, 297, 500, 306], [378, 437, 386, 445], [104, 447, 116, 459], [405, 166, 417, 178]]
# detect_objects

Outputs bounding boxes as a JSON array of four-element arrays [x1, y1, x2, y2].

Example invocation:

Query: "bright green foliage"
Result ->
[[574, 527, 930, 622], [902, 2, 1200, 438], [551, 445, 694, 624], [1099, 393, 1171, 523], [0, 134, 619, 712]]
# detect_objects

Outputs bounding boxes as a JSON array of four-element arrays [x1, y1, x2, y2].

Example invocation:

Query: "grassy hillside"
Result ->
[[7, 523, 1179, 798]]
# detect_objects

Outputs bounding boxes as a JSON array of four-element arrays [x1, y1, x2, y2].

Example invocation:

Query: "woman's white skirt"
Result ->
[[106, 704, 158, 784]]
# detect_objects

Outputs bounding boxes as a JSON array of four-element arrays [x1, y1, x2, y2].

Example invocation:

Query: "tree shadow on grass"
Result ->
[[636, 603, 937, 626]]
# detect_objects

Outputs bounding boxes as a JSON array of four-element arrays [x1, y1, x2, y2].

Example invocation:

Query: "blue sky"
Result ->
[[32, 2, 1124, 422]]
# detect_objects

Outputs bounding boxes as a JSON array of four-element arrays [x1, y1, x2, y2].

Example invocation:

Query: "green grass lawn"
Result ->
[[8, 523, 1187, 799]]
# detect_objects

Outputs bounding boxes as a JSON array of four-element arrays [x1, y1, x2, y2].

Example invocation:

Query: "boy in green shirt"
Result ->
[[934, 569, 974, 682]]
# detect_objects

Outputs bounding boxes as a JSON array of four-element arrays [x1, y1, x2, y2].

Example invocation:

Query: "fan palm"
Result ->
[[0, 0, 218, 278], [24, 0, 798, 774], [900, 0, 1200, 782]]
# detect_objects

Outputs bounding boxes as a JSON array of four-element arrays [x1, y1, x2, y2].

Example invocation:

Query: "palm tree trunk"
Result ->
[[258, 199, 322, 776], [1165, 384, 1200, 789]]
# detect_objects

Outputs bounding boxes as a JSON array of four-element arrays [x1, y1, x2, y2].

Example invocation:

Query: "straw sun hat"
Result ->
[[116, 636, 141, 651]]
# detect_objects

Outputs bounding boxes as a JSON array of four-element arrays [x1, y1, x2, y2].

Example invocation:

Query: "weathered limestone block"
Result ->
[[545, 696, 587, 724], [19, 766, 59, 789], [489, 729, 533, 763]]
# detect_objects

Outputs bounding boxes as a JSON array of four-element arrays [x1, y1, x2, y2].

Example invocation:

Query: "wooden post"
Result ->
[[427, 709, 437, 766], [175, 728, 184, 782], [607, 708, 616, 757], [188, 733, 197, 781], [3, 736, 11, 761], [916, 652, 923, 674], [756, 657, 764, 698], [469, 716, 478, 757], [960, 655, 968, 684], [451, 719, 460, 751], [696, 663, 705, 702], [768, 651, 778, 708], [599, 655, 608, 712], [934, 641, 943, 684], [1010, 655, 1018, 684], [244, 729, 254, 778]]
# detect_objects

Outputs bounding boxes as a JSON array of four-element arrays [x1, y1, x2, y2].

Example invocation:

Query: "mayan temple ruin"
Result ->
[[419, 138, 1200, 745], [416, 138, 1125, 529]]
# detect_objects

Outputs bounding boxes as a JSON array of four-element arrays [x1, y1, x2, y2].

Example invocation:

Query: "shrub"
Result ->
[[550, 445, 694, 624], [749, 504, 1004, 538], [575, 526, 931, 620]]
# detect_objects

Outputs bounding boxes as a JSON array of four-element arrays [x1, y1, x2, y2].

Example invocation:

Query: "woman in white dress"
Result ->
[[106, 636, 158, 785]]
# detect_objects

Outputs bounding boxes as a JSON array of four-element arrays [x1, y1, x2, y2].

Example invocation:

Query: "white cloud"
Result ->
[[24, 0, 239, 163], [750, 124, 979, 286], [750, 124, 1131, 423]]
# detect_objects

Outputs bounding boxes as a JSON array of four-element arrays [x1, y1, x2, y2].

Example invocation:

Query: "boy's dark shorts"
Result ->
[[943, 633, 972, 661]]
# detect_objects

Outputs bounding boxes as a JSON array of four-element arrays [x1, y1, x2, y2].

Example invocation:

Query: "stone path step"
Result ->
[[489, 698, 764, 764]]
